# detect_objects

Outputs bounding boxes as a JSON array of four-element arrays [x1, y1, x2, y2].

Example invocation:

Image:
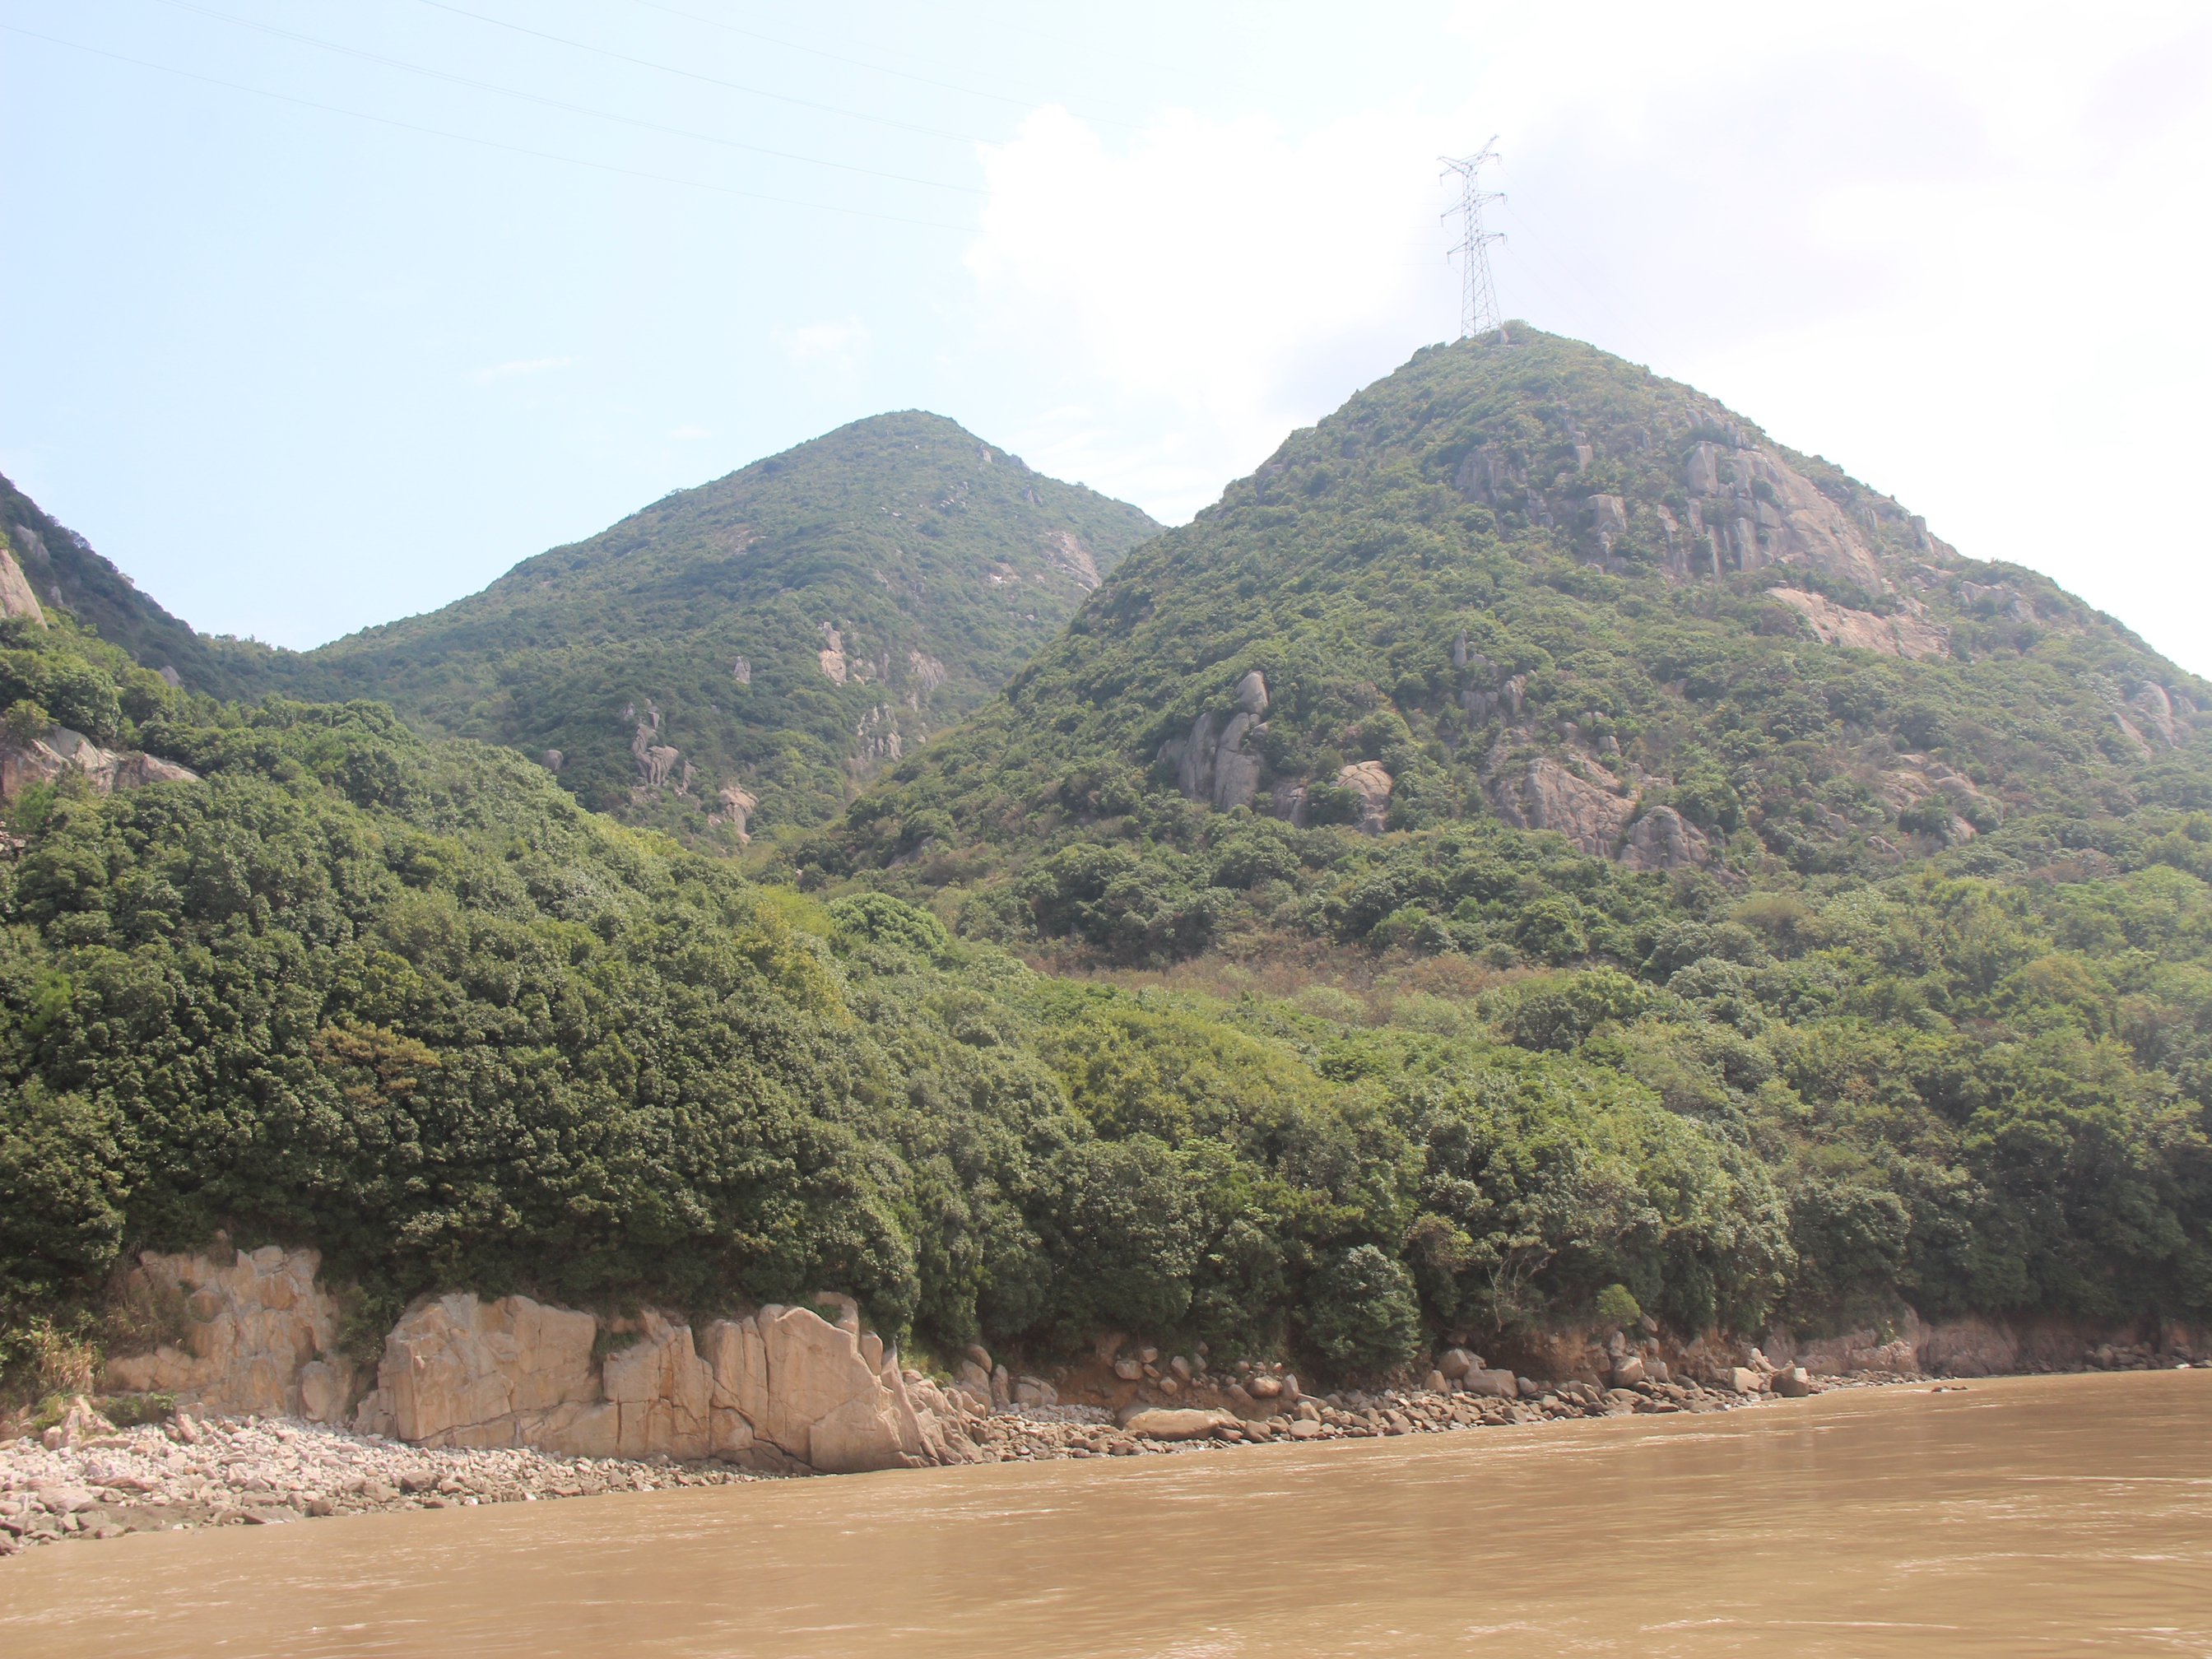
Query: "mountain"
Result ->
[[216, 412, 1159, 843], [5, 331, 2210, 1428], [2, 472, 267, 702], [825, 327, 2211, 953]]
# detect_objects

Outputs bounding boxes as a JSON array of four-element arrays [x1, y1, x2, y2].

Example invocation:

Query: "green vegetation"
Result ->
[[3, 332, 2209, 1406], [202, 413, 1159, 845]]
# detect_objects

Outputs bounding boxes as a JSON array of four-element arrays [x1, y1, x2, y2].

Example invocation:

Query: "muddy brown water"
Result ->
[[3, 1371, 2209, 1657]]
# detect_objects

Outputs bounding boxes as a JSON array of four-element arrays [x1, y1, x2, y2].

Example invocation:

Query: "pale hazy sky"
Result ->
[[5, 2, 2209, 669]]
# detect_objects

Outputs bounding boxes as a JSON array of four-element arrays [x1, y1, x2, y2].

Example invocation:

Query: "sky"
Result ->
[[4, 1, 2210, 669]]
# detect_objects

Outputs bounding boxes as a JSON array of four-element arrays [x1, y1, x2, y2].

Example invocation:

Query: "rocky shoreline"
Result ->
[[0, 1362, 1921, 1563]]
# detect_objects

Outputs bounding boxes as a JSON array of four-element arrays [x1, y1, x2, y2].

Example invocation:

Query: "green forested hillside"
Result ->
[[217, 413, 1159, 843], [5, 333, 2210, 1415], [821, 328, 2211, 958]]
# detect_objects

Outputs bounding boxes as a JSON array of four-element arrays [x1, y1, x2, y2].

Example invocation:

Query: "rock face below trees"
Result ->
[[101, 1251, 983, 1475], [100, 1248, 352, 1424], [0, 727, 197, 802]]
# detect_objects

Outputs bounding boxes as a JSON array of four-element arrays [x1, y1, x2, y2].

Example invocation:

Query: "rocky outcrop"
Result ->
[[342, 1295, 952, 1473], [816, 624, 849, 685], [101, 1247, 352, 1423], [1620, 805, 1710, 871], [1333, 760, 1392, 834], [713, 784, 758, 841], [1486, 755, 1633, 857], [854, 704, 902, 764], [627, 699, 682, 790], [1759, 1308, 2211, 1379], [1685, 441, 1889, 592], [0, 727, 198, 802], [1044, 530, 1101, 590], [1162, 674, 1271, 813], [353, 1294, 605, 1452], [904, 649, 947, 709], [1764, 587, 1947, 660], [1870, 755, 2001, 830], [731, 656, 751, 685], [1116, 1407, 1238, 1441], [2129, 682, 2182, 749], [0, 535, 48, 625]]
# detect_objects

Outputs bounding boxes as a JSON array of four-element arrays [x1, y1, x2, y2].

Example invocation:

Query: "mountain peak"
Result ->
[[216, 411, 1160, 840], [825, 327, 2208, 960]]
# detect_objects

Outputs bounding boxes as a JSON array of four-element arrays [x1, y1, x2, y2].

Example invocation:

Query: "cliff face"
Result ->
[[102, 1248, 1000, 1475]]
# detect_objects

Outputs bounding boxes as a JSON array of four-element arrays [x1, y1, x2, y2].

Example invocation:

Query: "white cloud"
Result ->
[[774, 318, 871, 373], [964, 4, 2212, 668], [466, 356, 574, 387], [967, 103, 1460, 519]]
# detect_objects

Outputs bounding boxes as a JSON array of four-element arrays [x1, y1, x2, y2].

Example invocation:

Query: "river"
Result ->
[[3, 1370, 2208, 1657]]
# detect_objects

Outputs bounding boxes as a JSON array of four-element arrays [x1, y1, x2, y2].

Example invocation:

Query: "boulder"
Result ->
[[1769, 1366, 1812, 1398], [1235, 670, 1269, 716], [1620, 806, 1710, 872], [760, 1305, 911, 1473], [1113, 1358, 1145, 1381], [1463, 1369, 1518, 1399], [1247, 1374, 1283, 1400], [1438, 1347, 1480, 1379], [1719, 1367, 1763, 1394], [1119, 1408, 1239, 1441], [1486, 755, 1633, 858], [1611, 1355, 1647, 1387], [1334, 761, 1393, 834]]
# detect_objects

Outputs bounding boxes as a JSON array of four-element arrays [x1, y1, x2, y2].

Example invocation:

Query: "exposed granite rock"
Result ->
[[903, 648, 947, 709], [1485, 754, 1633, 857], [0, 727, 198, 802], [1116, 1407, 1238, 1441], [1164, 704, 1268, 813], [1334, 760, 1392, 834], [1764, 587, 1947, 660], [816, 624, 848, 685], [1044, 530, 1101, 590], [2130, 682, 2182, 748], [102, 1248, 350, 1422], [714, 784, 759, 840], [1684, 441, 1890, 591], [1620, 805, 1710, 871], [0, 535, 48, 625], [355, 1293, 603, 1452]]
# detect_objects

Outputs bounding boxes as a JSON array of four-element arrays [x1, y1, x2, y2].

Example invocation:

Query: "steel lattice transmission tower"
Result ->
[[1439, 139, 1506, 342]]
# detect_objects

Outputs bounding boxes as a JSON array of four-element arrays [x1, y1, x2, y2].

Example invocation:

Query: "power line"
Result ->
[[0, 22, 973, 231], [1439, 139, 1507, 342], [146, 0, 983, 196], [411, 0, 993, 146], [621, 0, 1143, 132]]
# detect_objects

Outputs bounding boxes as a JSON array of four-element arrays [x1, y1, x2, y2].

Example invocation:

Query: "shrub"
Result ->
[[1301, 1244, 1421, 1374]]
